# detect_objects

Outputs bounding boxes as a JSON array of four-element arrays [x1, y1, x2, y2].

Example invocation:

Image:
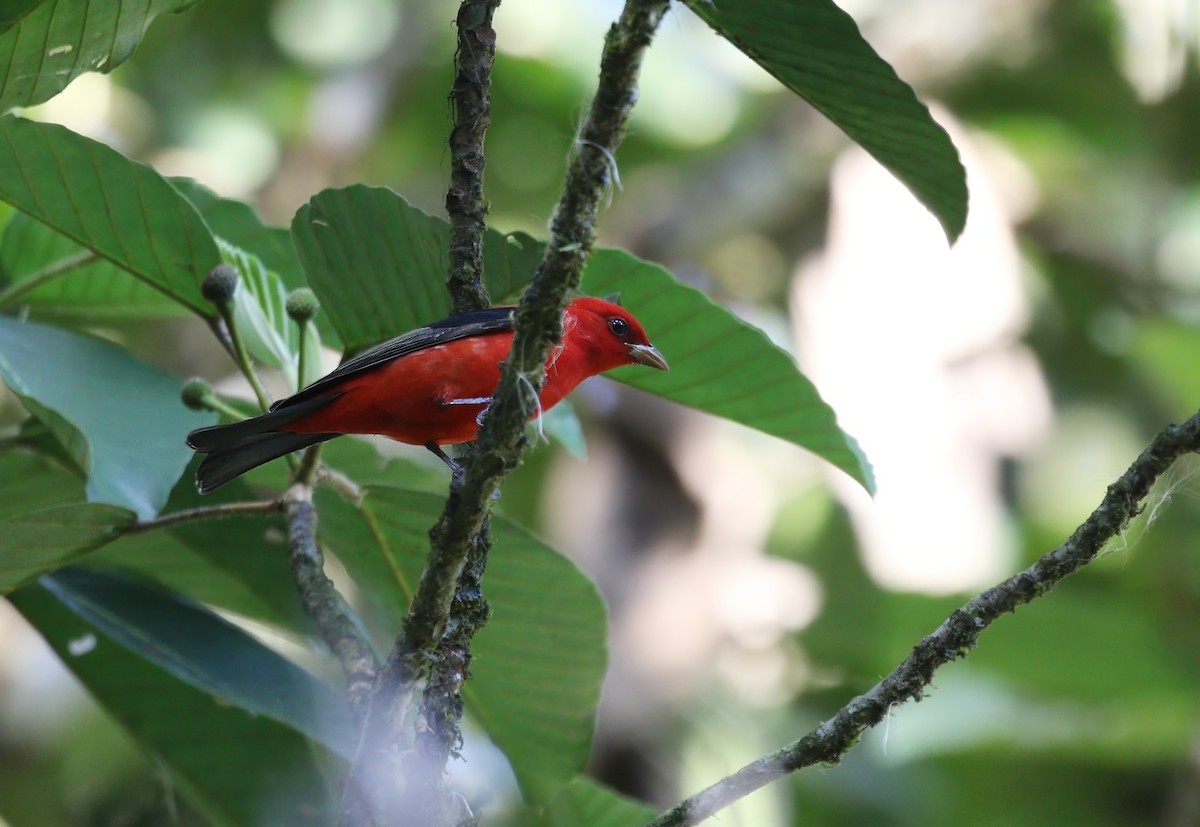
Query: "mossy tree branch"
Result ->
[[646, 409, 1200, 827], [410, 0, 503, 820], [199, 267, 379, 732], [284, 480, 378, 728], [445, 0, 500, 315], [341, 1, 671, 824]]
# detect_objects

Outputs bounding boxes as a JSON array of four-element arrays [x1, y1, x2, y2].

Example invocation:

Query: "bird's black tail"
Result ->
[[187, 395, 340, 493]]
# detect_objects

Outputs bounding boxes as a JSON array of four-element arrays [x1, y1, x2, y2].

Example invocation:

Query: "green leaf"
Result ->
[[0, 211, 188, 316], [93, 463, 311, 632], [173, 179, 306, 285], [40, 567, 353, 755], [582, 248, 873, 491], [541, 778, 657, 827], [291, 185, 540, 351], [316, 486, 606, 796], [0, 448, 83, 517], [0, 0, 46, 35], [539, 399, 587, 460], [0, 116, 221, 314], [684, 0, 967, 242], [9, 573, 338, 827], [0, 316, 214, 518], [9, 416, 87, 472], [0, 502, 133, 594], [0, 0, 199, 110]]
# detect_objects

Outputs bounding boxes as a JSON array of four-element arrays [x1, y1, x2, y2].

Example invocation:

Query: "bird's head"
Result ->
[[564, 296, 669, 373]]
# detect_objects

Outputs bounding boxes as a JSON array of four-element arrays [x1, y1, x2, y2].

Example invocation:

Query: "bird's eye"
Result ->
[[608, 317, 629, 337]]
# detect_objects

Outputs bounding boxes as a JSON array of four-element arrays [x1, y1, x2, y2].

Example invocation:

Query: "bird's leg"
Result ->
[[441, 395, 492, 427], [425, 441, 466, 482]]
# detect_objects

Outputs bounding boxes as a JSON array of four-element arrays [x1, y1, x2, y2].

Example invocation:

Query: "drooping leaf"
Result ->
[[0, 0, 200, 110], [0, 0, 46, 35], [0, 502, 133, 594], [684, 0, 967, 242], [0, 315, 213, 518], [10, 574, 338, 827], [40, 567, 352, 755], [582, 248, 873, 491], [291, 185, 541, 351], [315, 486, 606, 796], [0, 211, 188, 316], [0, 116, 221, 314], [541, 778, 658, 827]]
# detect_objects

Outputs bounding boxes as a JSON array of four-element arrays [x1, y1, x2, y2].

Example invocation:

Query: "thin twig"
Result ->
[[646, 409, 1200, 827], [0, 249, 97, 310], [284, 482, 378, 729], [124, 499, 284, 534], [318, 465, 364, 502], [297, 318, 312, 389], [218, 303, 274, 412]]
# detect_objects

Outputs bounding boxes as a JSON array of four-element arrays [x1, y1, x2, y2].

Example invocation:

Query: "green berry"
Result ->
[[286, 288, 320, 323], [201, 264, 240, 305], [181, 377, 214, 411]]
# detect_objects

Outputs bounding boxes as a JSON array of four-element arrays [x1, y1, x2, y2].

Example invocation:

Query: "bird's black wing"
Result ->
[[272, 306, 516, 411]]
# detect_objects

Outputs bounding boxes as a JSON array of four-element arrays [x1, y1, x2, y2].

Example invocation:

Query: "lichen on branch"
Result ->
[[646, 410, 1200, 827]]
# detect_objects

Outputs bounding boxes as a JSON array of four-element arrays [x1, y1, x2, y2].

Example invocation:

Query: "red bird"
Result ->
[[187, 296, 668, 492]]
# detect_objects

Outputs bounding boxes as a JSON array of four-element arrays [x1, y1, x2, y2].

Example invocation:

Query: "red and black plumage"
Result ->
[[187, 297, 667, 492]]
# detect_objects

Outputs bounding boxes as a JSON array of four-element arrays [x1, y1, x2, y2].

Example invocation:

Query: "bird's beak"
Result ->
[[628, 343, 669, 371]]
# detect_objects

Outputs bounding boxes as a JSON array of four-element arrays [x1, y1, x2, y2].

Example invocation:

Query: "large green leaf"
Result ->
[[316, 486, 606, 796], [0, 211, 187, 316], [291, 185, 540, 351], [41, 567, 352, 754], [541, 778, 657, 827], [582, 248, 873, 490], [10, 574, 338, 827], [0, 117, 221, 314], [0, 0, 199, 111], [684, 0, 967, 242], [0, 316, 213, 518], [0, 502, 133, 593]]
